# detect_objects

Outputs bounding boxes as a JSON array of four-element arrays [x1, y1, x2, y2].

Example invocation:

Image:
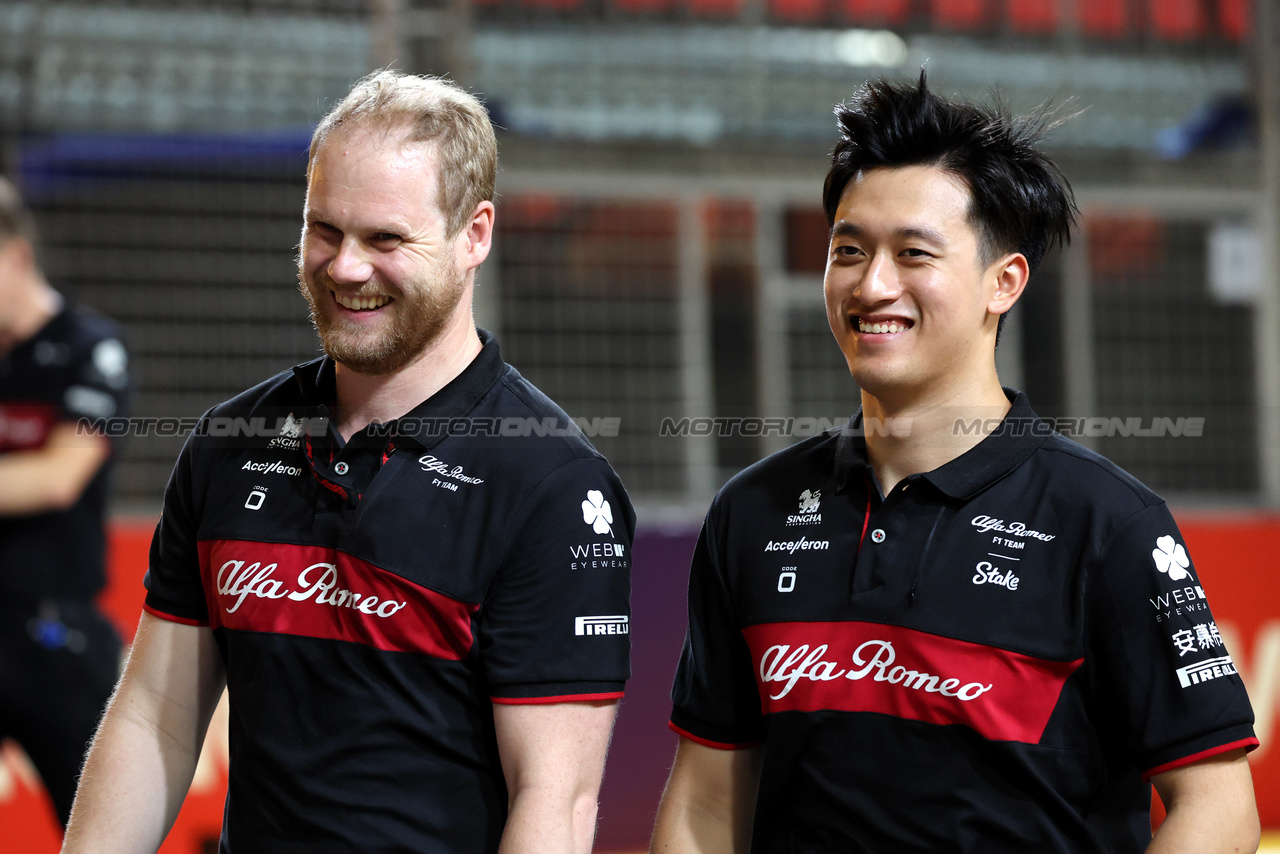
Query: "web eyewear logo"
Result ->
[[575, 615, 629, 636], [1149, 584, 1207, 623], [582, 490, 615, 537], [1153, 535, 1193, 582]]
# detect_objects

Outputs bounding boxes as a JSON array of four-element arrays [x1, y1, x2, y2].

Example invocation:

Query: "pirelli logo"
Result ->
[[575, 615, 630, 636], [1176, 655, 1238, 688]]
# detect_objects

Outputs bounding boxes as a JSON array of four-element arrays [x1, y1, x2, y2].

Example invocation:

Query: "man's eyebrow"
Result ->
[[830, 221, 950, 246], [900, 226, 949, 246]]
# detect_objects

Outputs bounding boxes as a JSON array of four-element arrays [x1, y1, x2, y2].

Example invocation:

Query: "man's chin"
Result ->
[[848, 364, 911, 401], [319, 326, 442, 376]]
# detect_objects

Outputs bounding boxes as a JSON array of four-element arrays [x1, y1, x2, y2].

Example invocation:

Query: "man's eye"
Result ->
[[834, 245, 863, 257], [372, 233, 402, 243], [902, 248, 930, 258]]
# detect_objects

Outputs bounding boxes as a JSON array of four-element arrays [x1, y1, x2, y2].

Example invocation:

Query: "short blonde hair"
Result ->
[[309, 69, 498, 237]]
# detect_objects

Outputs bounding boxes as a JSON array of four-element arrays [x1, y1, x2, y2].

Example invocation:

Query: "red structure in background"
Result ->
[[0, 522, 225, 854], [3, 513, 1277, 852], [557, 0, 1253, 43]]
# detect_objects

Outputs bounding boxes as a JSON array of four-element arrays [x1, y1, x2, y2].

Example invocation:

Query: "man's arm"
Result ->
[[0, 423, 110, 514], [650, 737, 762, 854], [493, 699, 618, 854], [62, 612, 225, 854], [1147, 749, 1259, 854]]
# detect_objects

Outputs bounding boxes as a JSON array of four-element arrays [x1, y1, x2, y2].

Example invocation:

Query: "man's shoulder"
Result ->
[[482, 363, 611, 465], [60, 302, 126, 348], [206, 361, 312, 417], [1029, 429, 1166, 514], [713, 431, 840, 512]]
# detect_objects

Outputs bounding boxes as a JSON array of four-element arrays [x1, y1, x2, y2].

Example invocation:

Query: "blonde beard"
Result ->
[[298, 256, 467, 376]]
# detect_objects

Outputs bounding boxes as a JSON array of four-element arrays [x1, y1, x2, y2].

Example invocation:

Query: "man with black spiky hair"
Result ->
[[652, 73, 1259, 853]]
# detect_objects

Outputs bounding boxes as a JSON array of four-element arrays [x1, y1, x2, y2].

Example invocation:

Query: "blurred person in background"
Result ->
[[651, 73, 1259, 854], [62, 69, 633, 854], [0, 176, 130, 828]]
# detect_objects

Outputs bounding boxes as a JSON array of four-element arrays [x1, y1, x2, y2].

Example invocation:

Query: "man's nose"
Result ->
[[328, 237, 373, 284], [857, 252, 901, 305]]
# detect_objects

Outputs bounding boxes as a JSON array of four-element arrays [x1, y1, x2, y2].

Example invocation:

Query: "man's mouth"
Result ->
[[334, 292, 392, 311], [855, 316, 912, 334]]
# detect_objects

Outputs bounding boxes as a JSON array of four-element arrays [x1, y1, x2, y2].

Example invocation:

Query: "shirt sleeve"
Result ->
[[669, 503, 766, 749], [480, 456, 633, 703], [63, 331, 130, 428], [143, 418, 211, 626], [1087, 502, 1257, 778]]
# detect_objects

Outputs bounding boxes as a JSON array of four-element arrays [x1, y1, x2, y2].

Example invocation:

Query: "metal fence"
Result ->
[[20, 144, 1271, 515]]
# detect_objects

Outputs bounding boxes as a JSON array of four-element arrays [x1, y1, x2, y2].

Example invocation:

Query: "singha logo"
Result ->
[[799, 489, 821, 514]]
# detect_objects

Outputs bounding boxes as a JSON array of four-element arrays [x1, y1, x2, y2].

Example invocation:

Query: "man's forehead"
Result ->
[[309, 124, 440, 180], [836, 165, 974, 226]]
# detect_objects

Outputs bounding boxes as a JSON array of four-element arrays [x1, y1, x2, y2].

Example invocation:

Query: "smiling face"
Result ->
[[298, 127, 471, 376], [824, 164, 1022, 405]]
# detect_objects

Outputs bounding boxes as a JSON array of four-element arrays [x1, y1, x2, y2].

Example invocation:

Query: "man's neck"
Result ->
[[332, 320, 483, 442], [861, 373, 1012, 496], [0, 277, 60, 355]]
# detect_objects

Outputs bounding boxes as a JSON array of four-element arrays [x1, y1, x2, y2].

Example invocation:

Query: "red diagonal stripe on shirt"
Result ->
[[198, 539, 478, 659], [742, 621, 1083, 744], [0, 402, 58, 451]]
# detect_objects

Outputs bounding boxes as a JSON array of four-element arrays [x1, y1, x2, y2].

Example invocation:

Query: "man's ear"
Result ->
[[458, 200, 495, 273], [988, 252, 1030, 319]]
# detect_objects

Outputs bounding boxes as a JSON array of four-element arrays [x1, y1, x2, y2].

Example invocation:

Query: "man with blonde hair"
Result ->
[[64, 70, 633, 853]]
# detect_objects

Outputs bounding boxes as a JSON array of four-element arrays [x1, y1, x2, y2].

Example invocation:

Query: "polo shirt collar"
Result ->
[[834, 389, 1048, 501], [290, 328, 506, 449]]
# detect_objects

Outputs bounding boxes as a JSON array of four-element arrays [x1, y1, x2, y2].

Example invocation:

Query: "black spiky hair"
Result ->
[[823, 70, 1078, 276]]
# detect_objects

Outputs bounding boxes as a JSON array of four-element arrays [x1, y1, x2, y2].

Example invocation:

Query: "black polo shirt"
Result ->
[[670, 390, 1256, 854], [0, 303, 129, 606], [145, 331, 634, 853]]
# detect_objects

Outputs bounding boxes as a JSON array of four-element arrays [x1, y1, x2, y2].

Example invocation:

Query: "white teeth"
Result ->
[[857, 319, 905, 334], [335, 293, 390, 311]]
